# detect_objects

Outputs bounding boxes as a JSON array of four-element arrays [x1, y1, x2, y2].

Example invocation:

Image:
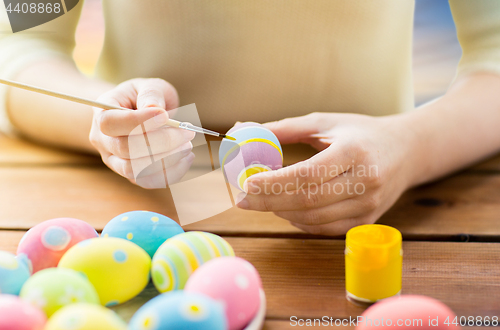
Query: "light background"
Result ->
[[73, 0, 462, 107]]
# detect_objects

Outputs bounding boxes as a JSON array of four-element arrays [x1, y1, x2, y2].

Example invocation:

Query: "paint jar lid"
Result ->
[[345, 224, 402, 266]]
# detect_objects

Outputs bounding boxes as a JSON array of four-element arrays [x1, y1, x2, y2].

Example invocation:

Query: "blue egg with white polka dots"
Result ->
[[129, 291, 227, 330], [0, 251, 31, 295], [102, 211, 184, 258]]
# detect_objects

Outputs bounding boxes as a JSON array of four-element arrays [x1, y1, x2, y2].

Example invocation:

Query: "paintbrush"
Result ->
[[0, 78, 235, 140]]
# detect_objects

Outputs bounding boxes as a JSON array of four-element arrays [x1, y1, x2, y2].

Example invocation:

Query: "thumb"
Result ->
[[134, 79, 179, 111], [262, 113, 322, 145], [136, 85, 166, 110]]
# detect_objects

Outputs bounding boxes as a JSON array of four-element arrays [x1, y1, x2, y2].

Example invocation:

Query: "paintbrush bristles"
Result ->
[[222, 135, 236, 141]]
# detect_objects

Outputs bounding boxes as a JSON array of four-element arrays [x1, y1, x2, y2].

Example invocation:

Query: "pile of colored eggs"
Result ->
[[219, 122, 283, 191], [0, 211, 264, 330]]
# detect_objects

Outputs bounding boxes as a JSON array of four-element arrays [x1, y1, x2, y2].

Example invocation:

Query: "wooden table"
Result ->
[[1, 134, 499, 329]]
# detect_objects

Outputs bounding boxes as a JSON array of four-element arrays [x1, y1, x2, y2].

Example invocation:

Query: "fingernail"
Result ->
[[183, 129, 196, 140], [237, 198, 249, 209], [154, 112, 168, 125]]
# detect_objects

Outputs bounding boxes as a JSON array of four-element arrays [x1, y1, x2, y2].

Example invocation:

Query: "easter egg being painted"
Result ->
[[44, 303, 127, 330], [185, 257, 262, 330], [102, 211, 184, 258], [19, 267, 99, 317], [0, 251, 31, 295], [356, 295, 458, 329], [58, 237, 151, 307], [219, 122, 283, 191], [17, 218, 98, 273], [0, 294, 47, 330], [129, 291, 227, 330], [151, 231, 235, 292]]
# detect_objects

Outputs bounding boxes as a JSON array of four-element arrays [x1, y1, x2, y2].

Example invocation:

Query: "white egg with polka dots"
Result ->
[[185, 257, 263, 330]]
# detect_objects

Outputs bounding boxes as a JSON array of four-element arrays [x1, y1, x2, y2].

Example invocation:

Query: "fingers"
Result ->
[[126, 127, 194, 159], [103, 142, 193, 178], [96, 126, 193, 160], [96, 83, 137, 110], [262, 113, 330, 144], [135, 153, 195, 189], [91, 78, 190, 189], [239, 174, 365, 212], [289, 217, 370, 236], [95, 78, 180, 137], [97, 78, 179, 111], [272, 198, 373, 226], [134, 78, 179, 111], [145, 127, 196, 156], [244, 142, 359, 194], [102, 149, 195, 189], [98, 107, 170, 137]]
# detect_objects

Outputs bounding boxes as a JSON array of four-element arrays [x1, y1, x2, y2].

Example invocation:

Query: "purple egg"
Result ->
[[227, 122, 262, 134], [221, 123, 283, 190]]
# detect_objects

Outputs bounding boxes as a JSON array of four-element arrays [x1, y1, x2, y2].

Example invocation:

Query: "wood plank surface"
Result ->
[[3, 133, 499, 171], [2, 166, 500, 239], [379, 173, 500, 240], [1, 231, 498, 322], [0, 135, 315, 167], [0, 230, 23, 253], [468, 153, 500, 172], [1, 134, 500, 240], [0, 134, 100, 166], [0, 167, 179, 229]]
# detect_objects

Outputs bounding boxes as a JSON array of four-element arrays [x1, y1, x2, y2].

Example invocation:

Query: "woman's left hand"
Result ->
[[236, 112, 420, 236]]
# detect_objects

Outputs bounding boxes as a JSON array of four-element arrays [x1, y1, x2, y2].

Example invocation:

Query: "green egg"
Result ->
[[20, 267, 99, 317], [45, 303, 127, 330]]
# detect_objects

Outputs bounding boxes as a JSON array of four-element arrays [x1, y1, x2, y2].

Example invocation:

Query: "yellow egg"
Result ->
[[58, 237, 151, 307], [44, 303, 127, 330]]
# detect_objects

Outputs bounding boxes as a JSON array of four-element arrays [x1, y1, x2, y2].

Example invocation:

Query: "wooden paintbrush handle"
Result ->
[[0, 77, 183, 128]]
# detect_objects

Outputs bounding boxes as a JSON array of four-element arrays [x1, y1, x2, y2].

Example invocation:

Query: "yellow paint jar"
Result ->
[[345, 224, 402, 305]]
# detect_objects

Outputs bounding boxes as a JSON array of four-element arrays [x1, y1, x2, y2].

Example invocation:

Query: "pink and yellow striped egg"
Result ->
[[219, 122, 283, 191]]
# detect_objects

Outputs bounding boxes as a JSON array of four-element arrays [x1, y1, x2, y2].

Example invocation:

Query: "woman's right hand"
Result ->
[[89, 78, 196, 189]]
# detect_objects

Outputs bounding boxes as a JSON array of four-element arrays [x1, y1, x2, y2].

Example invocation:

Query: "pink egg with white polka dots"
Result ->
[[17, 218, 98, 274], [0, 294, 47, 330], [185, 256, 262, 330]]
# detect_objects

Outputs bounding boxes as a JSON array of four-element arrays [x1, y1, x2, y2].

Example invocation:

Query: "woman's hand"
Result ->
[[89, 78, 196, 189], [236, 112, 419, 236]]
